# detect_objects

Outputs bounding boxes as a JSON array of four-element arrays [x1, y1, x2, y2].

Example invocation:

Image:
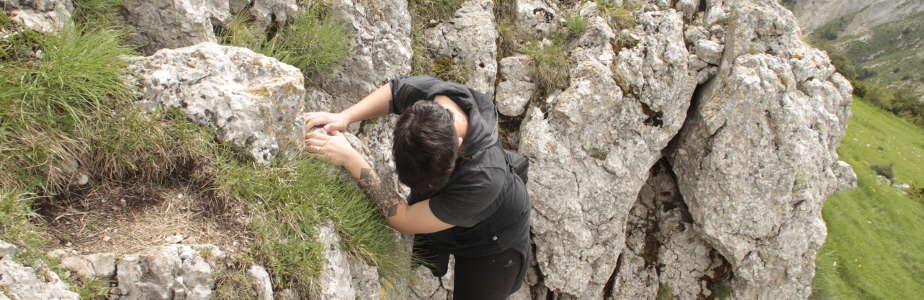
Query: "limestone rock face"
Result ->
[[423, 0, 498, 95], [247, 265, 273, 300], [60, 252, 117, 279], [115, 244, 220, 300], [319, 0, 413, 109], [667, 1, 854, 299], [123, 0, 232, 54], [314, 223, 383, 300], [496, 55, 535, 117], [0, 0, 73, 32], [250, 0, 298, 32], [518, 2, 697, 297], [128, 42, 306, 164], [515, 0, 560, 38], [0, 240, 79, 300]]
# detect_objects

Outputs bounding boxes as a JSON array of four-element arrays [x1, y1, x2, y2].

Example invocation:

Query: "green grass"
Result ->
[[812, 99, 924, 299], [1, 11, 408, 297], [409, 0, 465, 24], [72, 0, 125, 30], [217, 158, 410, 294], [219, 6, 351, 83]]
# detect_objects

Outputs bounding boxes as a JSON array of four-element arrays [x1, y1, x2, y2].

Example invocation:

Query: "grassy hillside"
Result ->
[[812, 99, 924, 299]]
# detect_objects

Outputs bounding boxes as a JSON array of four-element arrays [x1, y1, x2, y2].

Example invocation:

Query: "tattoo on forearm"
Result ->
[[358, 167, 401, 217]]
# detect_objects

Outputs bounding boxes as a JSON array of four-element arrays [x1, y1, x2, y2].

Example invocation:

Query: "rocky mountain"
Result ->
[[788, 0, 924, 37], [0, 0, 855, 299], [788, 0, 924, 95]]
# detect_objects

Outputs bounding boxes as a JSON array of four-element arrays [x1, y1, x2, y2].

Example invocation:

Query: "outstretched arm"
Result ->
[[305, 83, 393, 133], [304, 130, 454, 234]]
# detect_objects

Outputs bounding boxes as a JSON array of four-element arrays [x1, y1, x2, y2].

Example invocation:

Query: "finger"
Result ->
[[324, 124, 340, 135], [306, 138, 327, 147], [306, 114, 329, 128]]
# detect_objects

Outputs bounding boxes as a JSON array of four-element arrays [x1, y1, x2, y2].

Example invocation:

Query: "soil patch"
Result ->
[[40, 182, 251, 256]]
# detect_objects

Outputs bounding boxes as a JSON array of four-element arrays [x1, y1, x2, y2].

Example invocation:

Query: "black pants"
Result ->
[[453, 248, 523, 300]]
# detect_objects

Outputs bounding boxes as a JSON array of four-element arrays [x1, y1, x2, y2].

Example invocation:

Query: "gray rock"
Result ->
[[319, 0, 413, 110], [115, 244, 216, 300], [60, 252, 117, 279], [423, 0, 498, 95], [247, 265, 273, 300], [519, 3, 696, 297], [250, 0, 298, 32], [314, 223, 383, 300], [515, 0, 560, 38], [0, 0, 73, 32], [128, 42, 305, 164], [0, 240, 15, 260], [0, 249, 79, 300], [123, 0, 232, 54], [496, 55, 535, 117], [667, 1, 855, 299]]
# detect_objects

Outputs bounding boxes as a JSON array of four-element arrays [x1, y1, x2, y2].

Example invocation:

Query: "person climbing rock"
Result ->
[[303, 76, 530, 300]]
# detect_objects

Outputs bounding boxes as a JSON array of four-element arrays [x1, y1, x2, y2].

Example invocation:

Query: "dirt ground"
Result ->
[[40, 183, 251, 256]]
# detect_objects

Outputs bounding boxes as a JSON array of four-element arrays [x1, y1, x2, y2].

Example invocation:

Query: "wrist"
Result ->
[[343, 152, 371, 177]]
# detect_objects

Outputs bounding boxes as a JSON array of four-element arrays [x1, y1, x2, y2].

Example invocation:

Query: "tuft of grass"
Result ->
[[812, 99, 924, 299], [409, 0, 465, 24], [563, 15, 588, 40], [524, 40, 569, 90], [75, 276, 110, 299], [73, 0, 125, 29], [275, 13, 351, 78], [0, 25, 133, 133], [0, 190, 48, 265], [870, 162, 895, 180], [596, 0, 638, 30], [218, 6, 351, 84], [655, 284, 673, 300], [431, 58, 468, 83]]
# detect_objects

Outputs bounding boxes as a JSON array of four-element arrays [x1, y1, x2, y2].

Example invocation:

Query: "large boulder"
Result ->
[[313, 223, 384, 300], [123, 0, 232, 54], [115, 244, 222, 300], [0, 0, 73, 32], [667, 1, 854, 299], [128, 42, 306, 165], [0, 240, 80, 300], [423, 0, 498, 95], [518, 2, 698, 298]]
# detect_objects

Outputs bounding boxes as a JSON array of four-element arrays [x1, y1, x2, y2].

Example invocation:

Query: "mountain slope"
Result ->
[[813, 99, 924, 299]]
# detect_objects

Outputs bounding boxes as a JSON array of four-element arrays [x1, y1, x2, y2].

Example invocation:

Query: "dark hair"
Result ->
[[393, 101, 459, 202]]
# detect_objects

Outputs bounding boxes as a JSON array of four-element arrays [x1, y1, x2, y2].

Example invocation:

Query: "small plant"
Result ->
[[596, 0, 638, 30], [871, 162, 895, 180], [563, 15, 588, 40], [76, 276, 111, 299], [524, 40, 570, 90], [218, 6, 351, 83], [73, 0, 125, 29], [431, 58, 469, 83], [409, 0, 465, 24]]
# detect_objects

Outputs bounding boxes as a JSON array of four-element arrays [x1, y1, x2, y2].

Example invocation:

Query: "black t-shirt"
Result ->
[[389, 76, 530, 258]]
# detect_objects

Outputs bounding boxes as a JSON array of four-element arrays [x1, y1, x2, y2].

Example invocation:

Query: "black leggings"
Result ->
[[453, 248, 524, 300]]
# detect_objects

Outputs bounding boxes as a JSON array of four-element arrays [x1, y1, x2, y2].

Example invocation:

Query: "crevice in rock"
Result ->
[[601, 253, 623, 300], [702, 249, 734, 300], [639, 101, 664, 127], [665, 79, 711, 156]]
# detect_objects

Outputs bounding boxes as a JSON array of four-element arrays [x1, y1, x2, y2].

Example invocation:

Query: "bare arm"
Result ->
[[306, 130, 454, 234], [305, 83, 393, 132]]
